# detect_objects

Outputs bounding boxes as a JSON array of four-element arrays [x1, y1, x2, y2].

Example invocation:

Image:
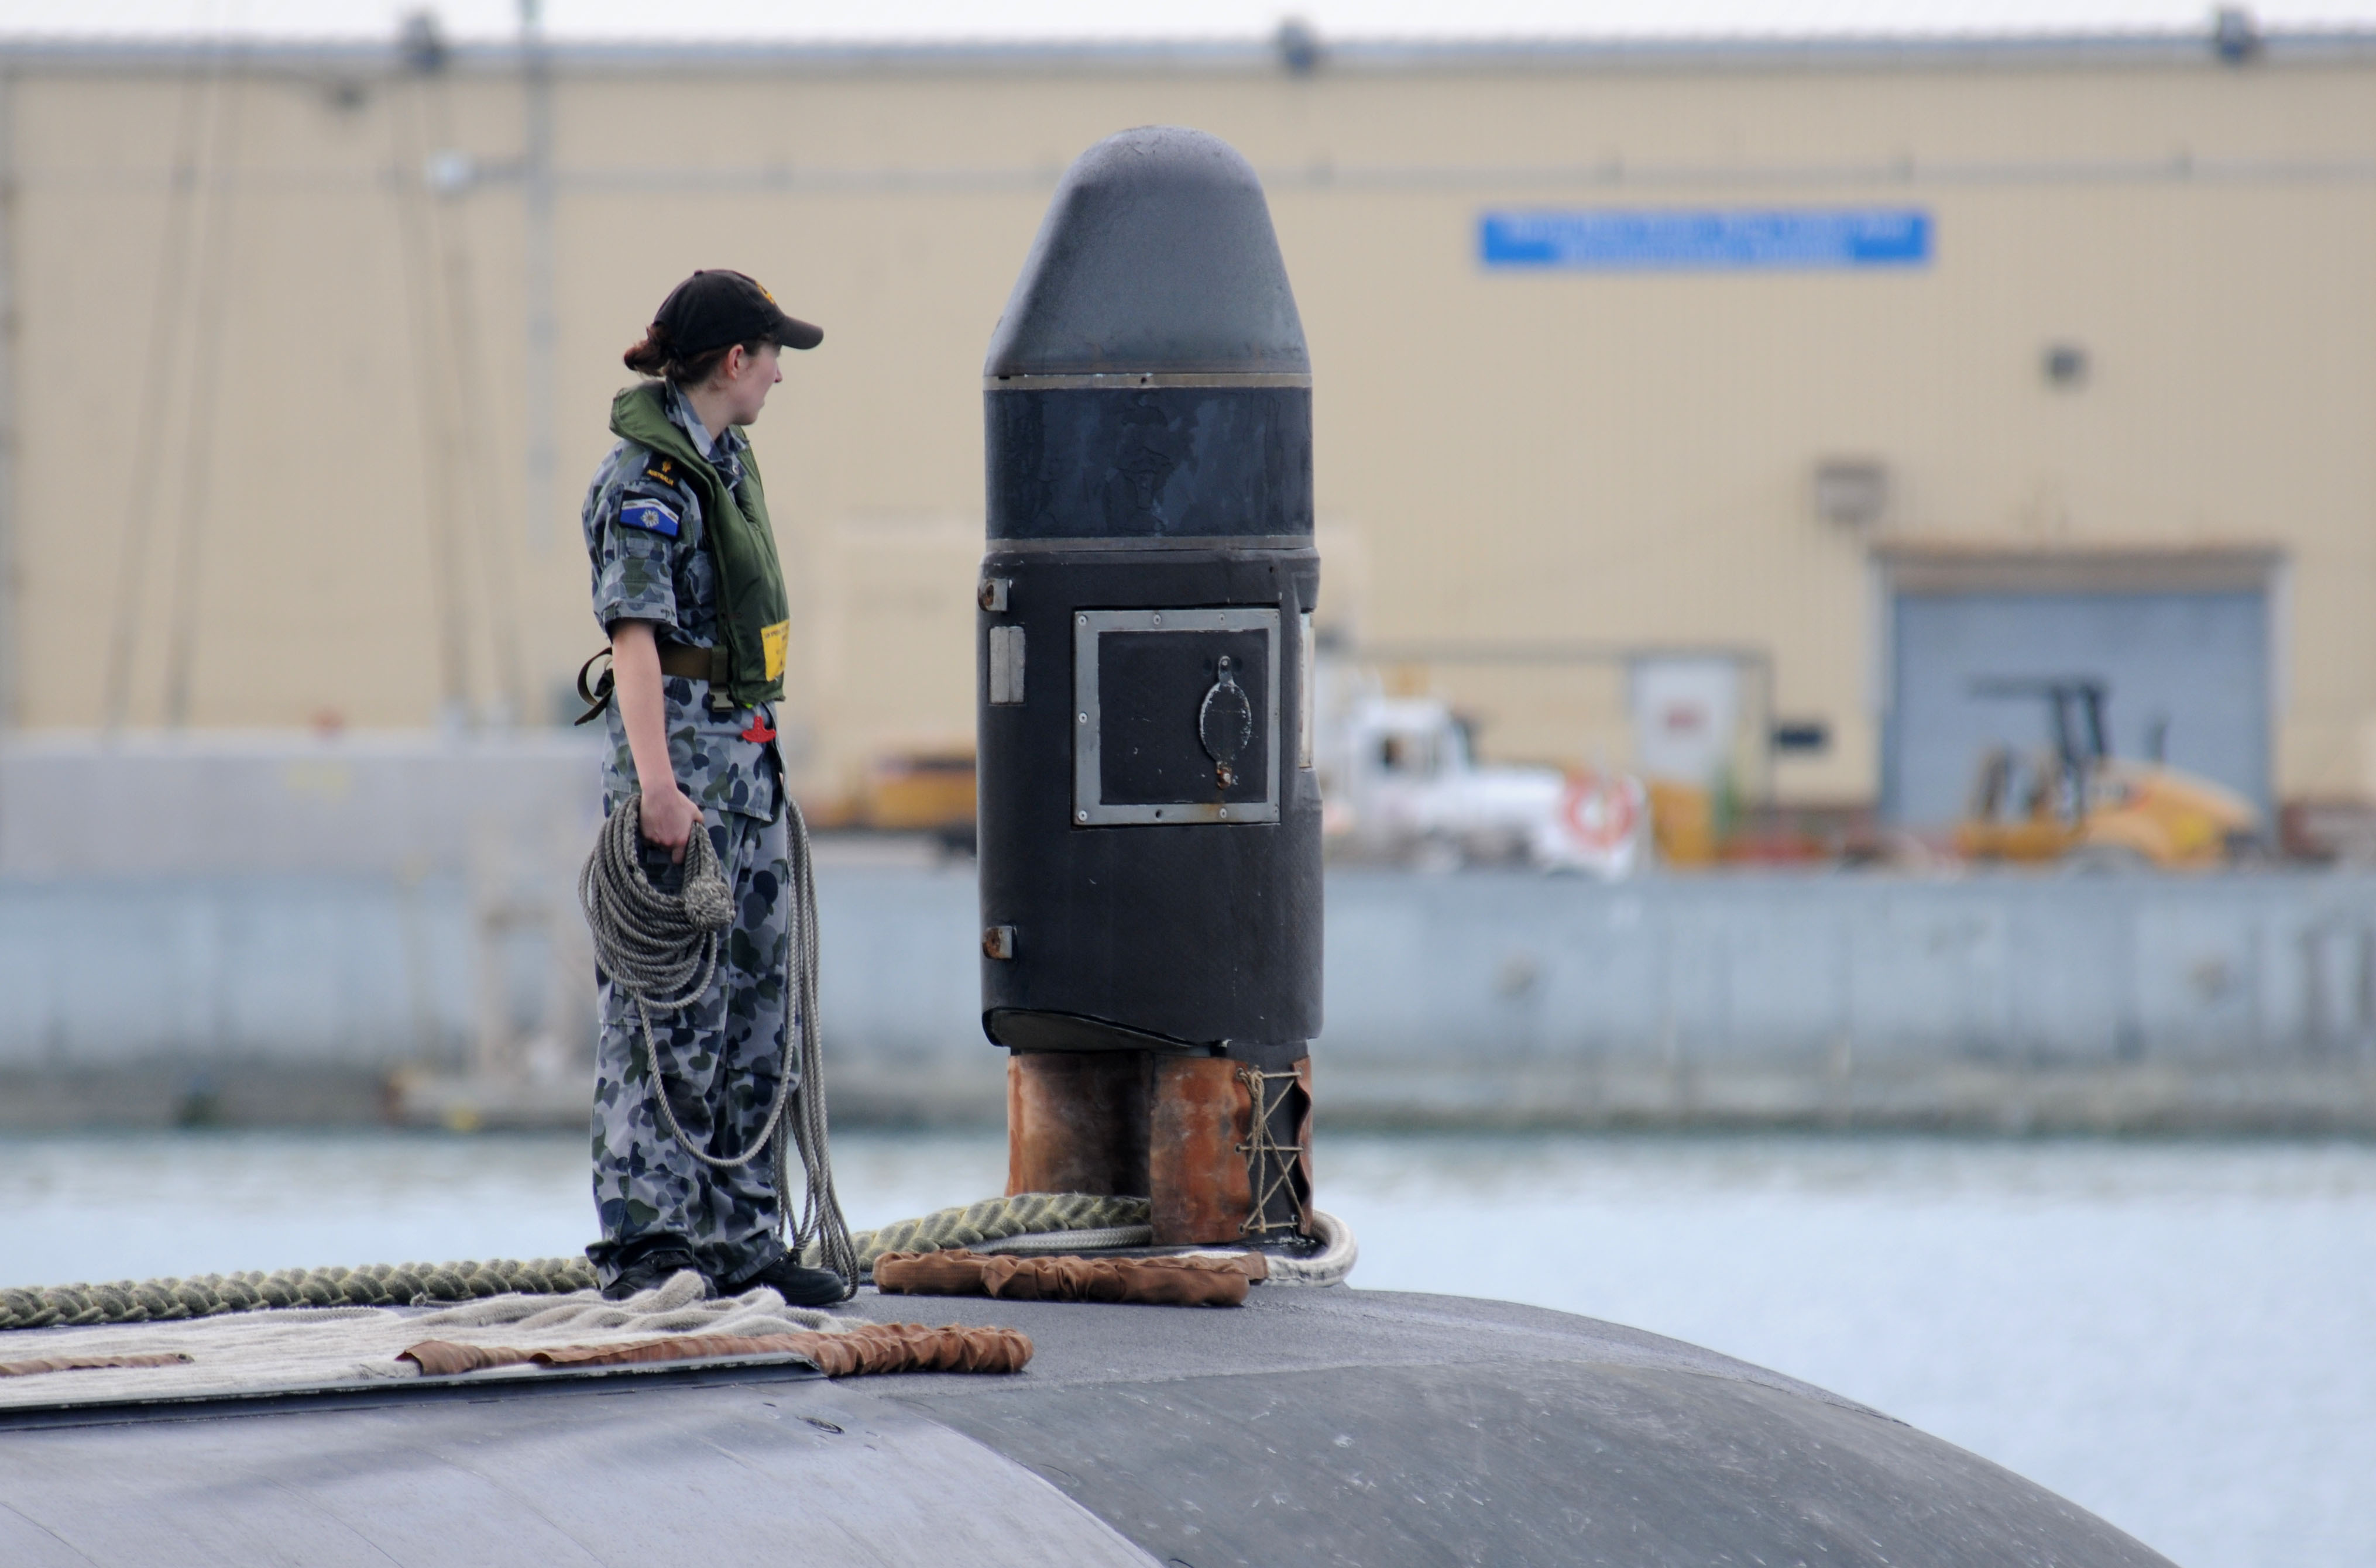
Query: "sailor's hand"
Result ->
[[639, 783, 703, 863]]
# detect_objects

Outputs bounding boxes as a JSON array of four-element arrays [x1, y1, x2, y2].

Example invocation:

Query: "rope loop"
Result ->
[[577, 790, 857, 1295], [579, 795, 774, 1172]]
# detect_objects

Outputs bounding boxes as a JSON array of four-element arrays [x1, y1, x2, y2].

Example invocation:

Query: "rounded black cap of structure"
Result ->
[[984, 127, 1309, 377]]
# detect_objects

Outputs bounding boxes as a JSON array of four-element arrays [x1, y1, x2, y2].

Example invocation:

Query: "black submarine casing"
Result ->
[[976, 126, 1322, 1064]]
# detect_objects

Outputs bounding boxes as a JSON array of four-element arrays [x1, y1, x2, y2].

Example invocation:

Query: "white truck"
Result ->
[[1316, 673, 1645, 876]]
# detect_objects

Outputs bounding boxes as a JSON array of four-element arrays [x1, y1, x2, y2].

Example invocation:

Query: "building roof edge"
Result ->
[[0, 27, 2372, 76]]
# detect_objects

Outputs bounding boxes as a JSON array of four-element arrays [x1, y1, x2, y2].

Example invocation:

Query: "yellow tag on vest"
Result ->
[[761, 620, 789, 681]]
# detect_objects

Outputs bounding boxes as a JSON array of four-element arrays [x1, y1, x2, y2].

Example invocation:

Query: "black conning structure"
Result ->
[[975, 126, 1321, 1244]]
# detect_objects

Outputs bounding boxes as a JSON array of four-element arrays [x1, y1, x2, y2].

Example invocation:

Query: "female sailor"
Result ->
[[578, 269, 843, 1305]]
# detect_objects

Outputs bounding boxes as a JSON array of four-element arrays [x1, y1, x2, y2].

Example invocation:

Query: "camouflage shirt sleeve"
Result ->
[[589, 456, 701, 634]]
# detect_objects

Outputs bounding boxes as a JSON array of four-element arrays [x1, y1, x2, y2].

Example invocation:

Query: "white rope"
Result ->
[[778, 796, 859, 1286], [967, 1225, 1156, 1256], [1257, 1211, 1358, 1288]]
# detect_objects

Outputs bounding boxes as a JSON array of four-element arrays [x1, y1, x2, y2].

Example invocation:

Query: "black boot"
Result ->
[[591, 1233, 709, 1302], [724, 1254, 850, 1306]]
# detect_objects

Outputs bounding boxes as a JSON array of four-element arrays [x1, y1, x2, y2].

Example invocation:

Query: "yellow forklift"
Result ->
[[1955, 678, 2262, 869]]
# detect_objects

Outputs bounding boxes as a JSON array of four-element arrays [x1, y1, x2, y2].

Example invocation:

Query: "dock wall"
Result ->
[[2, 859, 2372, 1133], [1315, 869, 2376, 1132]]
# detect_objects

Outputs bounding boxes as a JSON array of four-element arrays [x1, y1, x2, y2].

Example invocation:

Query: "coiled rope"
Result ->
[[578, 793, 857, 1292]]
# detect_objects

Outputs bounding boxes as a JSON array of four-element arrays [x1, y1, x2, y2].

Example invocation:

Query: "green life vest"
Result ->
[[607, 381, 791, 713]]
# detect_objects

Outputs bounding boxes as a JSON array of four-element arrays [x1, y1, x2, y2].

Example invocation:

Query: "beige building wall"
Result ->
[[4, 38, 2372, 804]]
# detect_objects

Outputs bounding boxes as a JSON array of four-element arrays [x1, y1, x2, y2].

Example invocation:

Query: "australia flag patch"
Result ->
[[619, 498, 679, 538]]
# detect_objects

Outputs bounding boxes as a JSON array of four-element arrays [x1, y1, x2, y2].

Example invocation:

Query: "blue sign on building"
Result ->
[[1479, 208, 1932, 271]]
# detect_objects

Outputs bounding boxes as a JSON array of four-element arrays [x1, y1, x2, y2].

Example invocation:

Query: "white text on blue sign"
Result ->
[[1480, 208, 1932, 271]]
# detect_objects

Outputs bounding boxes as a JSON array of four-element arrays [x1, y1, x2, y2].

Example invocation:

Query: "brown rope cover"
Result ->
[[398, 1321, 1032, 1379], [0, 1351, 193, 1378], [874, 1249, 1266, 1307]]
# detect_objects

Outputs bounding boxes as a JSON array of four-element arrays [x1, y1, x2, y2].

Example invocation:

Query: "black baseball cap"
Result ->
[[654, 270, 823, 355]]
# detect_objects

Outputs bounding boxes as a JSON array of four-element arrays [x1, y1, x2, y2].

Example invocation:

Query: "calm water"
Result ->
[[4, 1129, 2371, 1568]]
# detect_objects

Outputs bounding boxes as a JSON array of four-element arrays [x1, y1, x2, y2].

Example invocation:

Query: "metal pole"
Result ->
[[521, 0, 555, 558], [0, 63, 19, 734]]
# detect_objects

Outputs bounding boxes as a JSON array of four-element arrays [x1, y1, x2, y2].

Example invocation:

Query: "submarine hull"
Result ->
[[0, 1288, 2171, 1567]]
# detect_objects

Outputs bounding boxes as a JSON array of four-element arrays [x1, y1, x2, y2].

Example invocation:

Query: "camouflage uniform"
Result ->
[[582, 381, 794, 1291], [583, 381, 780, 823]]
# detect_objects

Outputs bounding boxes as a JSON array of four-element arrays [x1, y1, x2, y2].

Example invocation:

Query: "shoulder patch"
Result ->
[[618, 497, 680, 538]]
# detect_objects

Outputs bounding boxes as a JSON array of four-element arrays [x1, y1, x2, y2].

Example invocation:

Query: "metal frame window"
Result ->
[[1072, 607, 1282, 826]]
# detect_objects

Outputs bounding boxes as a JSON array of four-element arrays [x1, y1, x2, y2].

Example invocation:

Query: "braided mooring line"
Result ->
[[0, 1258, 596, 1332], [813, 1192, 1153, 1273], [0, 1198, 1139, 1330], [0, 1195, 1350, 1330]]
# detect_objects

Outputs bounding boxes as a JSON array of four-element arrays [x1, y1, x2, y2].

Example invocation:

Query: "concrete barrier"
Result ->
[[1316, 868, 2376, 1132], [2, 741, 2370, 1130], [4, 850, 2374, 1130], [0, 731, 604, 879]]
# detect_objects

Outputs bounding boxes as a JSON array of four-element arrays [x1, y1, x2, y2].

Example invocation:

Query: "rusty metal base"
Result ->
[[1005, 1053, 1151, 1197], [1004, 1050, 1313, 1247]]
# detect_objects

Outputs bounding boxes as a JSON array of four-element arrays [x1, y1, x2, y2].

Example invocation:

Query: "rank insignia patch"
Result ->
[[619, 498, 679, 537]]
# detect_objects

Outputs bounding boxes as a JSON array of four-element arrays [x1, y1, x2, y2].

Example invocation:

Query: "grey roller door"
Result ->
[[1883, 587, 2270, 827]]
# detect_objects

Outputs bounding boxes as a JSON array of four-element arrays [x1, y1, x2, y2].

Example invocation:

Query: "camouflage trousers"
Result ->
[[586, 807, 795, 1291]]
